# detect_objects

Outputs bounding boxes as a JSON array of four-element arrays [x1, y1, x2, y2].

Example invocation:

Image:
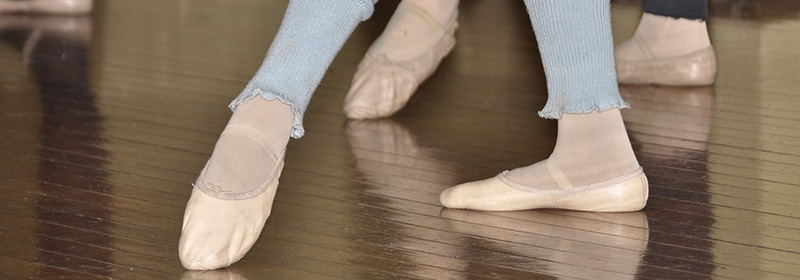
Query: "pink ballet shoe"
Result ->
[[179, 124, 286, 270], [343, 1, 458, 119], [440, 164, 648, 212]]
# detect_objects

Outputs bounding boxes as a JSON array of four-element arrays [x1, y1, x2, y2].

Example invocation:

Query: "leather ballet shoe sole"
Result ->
[[616, 46, 716, 86], [178, 163, 282, 270], [440, 167, 648, 212], [0, 0, 93, 14], [342, 7, 458, 119]]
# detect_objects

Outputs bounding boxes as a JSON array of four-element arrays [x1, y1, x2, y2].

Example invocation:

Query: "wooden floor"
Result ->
[[2, 0, 800, 279]]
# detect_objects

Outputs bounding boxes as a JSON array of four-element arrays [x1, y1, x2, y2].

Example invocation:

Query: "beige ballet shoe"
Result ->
[[343, 1, 458, 119], [179, 123, 286, 270], [438, 209, 649, 279], [0, 0, 92, 14], [179, 161, 282, 270], [440, 163, 648, 212], [615, 13, 716, 86], [616, 41, 716, 86]]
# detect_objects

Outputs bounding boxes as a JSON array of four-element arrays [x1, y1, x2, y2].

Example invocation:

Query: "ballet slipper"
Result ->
[[440, 163, 648, 212], [615, 13, 716, 86], [0, 0, 92, 14], [179, 118, 287, 270], [343, 1, 458, 119], [178, 157, 283, 270]]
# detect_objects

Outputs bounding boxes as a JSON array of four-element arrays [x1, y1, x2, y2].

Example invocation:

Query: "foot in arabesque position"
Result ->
[[343, 0, 459, 119], [615, 1, 716, 86]]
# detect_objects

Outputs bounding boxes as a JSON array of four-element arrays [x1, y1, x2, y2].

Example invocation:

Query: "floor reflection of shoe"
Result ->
[[345, 119, 421, 164], [181, 268, 250, 280], [343, 1, 458, 119], [0, 0, 93, 15], [619, 85, 715, 153], [439, 210, 649, 279], [345, 119, 459, 188]]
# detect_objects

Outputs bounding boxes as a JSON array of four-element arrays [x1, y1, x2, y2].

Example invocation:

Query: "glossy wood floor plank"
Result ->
[[2, 0, 800, 279]]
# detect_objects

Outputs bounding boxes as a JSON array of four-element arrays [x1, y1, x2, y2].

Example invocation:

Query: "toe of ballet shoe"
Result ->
[[439, 186, 461, 209], [179, 185, 278, 270], [343, 63, 417, 119]]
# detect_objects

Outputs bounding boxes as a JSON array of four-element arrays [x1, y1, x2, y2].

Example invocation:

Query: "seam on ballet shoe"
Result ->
[[497, 167, 645, 196], [400, 1, 448, 31], [223, 123, 281, 155], [194, 137, 286, 201]]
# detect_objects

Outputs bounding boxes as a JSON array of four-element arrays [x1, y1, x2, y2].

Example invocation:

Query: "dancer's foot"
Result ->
[[343, 0, 459, 119], [179, 98, 293, 270], [615, 13, 716, 86], [440, 109, 648, 212], [0, 0, 92, 14]]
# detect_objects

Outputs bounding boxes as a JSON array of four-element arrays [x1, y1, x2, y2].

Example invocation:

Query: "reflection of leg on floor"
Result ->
[[618, 85, 716, 279], [440, 0, 648, 212], [615, 0, 716, 86], [619, 85, 715, 153], [345, 119, 458, 187], [1, 14, 112, 278], [344, 0, 459, 119]]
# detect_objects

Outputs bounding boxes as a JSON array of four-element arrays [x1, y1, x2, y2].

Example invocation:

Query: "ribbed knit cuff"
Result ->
[[524, 0, 629, 119], [230, 0, 376, 138]]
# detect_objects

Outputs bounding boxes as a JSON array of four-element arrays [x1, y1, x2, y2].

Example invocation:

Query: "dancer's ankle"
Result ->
[[199, 98, 294, 196], [506, 109, 639, 189]]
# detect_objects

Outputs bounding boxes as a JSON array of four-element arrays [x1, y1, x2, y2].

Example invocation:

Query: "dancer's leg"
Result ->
[[343, 0, 459, 119], [440, 0, 647, 212], [179, 0, 377, 270], [616, 0, 715, 85]]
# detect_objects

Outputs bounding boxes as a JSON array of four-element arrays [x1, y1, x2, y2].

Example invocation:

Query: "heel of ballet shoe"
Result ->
[[556, 170, 649, 212]]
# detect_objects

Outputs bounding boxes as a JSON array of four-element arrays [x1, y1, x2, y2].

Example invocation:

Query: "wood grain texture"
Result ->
[[1, 0, 799, 279]]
